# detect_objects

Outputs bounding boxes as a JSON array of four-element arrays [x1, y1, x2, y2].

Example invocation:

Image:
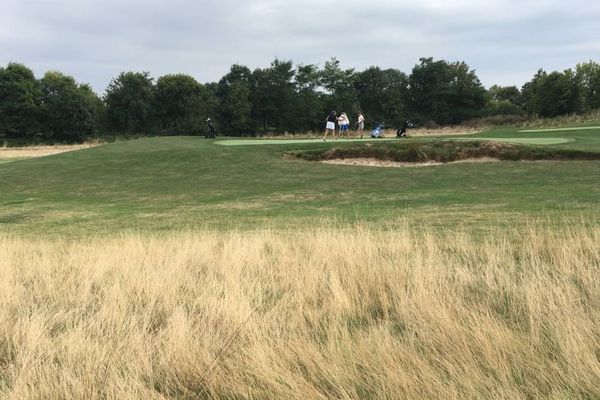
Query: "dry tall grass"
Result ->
[[1, 226, 599, 399]]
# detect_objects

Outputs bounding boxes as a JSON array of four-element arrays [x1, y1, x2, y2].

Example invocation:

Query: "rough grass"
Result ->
[[1, 225, 599, 399], [291, 140, 600, 163], [516, 109, 600, 129]]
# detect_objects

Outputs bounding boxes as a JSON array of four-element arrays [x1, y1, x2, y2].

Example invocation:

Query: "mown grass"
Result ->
[[0, 126, 599, 236], [0, 225, 599, 399]]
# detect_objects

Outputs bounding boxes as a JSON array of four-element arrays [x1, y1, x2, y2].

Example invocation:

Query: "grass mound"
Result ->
[[290, 140, 600, 163]]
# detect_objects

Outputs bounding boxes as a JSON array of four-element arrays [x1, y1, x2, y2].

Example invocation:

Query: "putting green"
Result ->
[[217, 137, 573, 146], [518, 126, 600, 133], [457, 138, 574, 145], [216, 138, 397, 146]]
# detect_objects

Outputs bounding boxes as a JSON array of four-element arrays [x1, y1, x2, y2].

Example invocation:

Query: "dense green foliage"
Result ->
[[355, 67, 409, 128], [522, 70, 580, 118], [575, 61, 600, 111], [0, 63, 41, 141], [154, 74, 215, 135], [408, 58, 487, 125], [104, 72, 155, 134], [216, 65, 254, 135], [1, 59, 600, 143], [39, 71, 103, 141]]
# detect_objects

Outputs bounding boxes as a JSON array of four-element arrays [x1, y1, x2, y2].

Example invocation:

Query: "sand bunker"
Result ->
[[0, 144, 98, 159], [322, 157, 500, 168]]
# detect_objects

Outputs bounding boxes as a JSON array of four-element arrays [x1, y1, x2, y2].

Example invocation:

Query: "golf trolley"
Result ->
[[370, 123, 385, 138], [396, 121, 414, 138]]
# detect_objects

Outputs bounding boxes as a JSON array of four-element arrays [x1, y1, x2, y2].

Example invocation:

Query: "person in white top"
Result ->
[[357, 112, 365, 139], [323, 111, 337, 141], [337, 112, 350, 140]]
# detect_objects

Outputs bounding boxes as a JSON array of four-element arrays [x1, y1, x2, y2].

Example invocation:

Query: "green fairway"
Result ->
[[217, 137, 572, 146], [0, 127, 599, 236], [519, 126, 600, 133], [455, 137, 573, 145], [217, 138, 398, 146]]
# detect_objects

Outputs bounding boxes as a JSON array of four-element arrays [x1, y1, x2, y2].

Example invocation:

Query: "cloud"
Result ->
[[1, 0, 599, 93]]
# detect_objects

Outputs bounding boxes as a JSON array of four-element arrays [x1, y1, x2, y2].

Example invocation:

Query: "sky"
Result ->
[[2, 0, 600, 95]]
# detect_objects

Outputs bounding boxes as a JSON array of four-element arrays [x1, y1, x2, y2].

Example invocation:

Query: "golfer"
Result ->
[[323, 111, 337, 141], [206, 118, 216, 139], [338, 112, 350, 140], [357, 112, 365, 138]]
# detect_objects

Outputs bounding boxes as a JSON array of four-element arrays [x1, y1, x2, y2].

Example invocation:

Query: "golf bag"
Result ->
[[396, 121, 414, 138], [370, 123, 385, 138]]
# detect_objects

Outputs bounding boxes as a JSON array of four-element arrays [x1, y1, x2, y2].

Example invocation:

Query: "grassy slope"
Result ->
[[473, 126, 600, 152], [0, 127, 599, 235]]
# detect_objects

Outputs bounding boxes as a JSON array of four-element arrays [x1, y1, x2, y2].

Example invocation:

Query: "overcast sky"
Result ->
[[2, 0, 600, 95]]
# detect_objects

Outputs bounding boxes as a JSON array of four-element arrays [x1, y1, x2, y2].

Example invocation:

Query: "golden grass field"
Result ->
[[1, 225, 599, 399]]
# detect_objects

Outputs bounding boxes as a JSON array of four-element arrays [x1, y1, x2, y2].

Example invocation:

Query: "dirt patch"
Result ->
[[292, 139, 600, 164], [322, 157, 500, 168], [350, 127, 480, 138], [401, 127, 481, 137], [0, 143, 100, 159]]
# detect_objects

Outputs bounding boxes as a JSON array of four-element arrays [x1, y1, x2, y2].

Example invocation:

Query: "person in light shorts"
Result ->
[[338, 112, 350, 140], [357, 112, 365, 138], [323, 111, 337, 141]]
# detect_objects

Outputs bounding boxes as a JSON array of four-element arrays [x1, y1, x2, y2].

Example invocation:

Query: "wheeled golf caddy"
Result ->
[[370, 122, 385, 138], [205, 118, 216, 139], [396, 120, 414, 138]]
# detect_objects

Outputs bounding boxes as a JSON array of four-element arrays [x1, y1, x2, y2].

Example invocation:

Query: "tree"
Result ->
[[0, 62, 41, 140], [521, 69, 544, 116], [484, 100, 526, 116], [251, 67, 274, 133], [216, 65, 253, 135], [575, 61, 600, 111], [39, 71, 103, 141], [408, 58, 486, 124], [488, 85, 522, 105], [82, 84, 106, 134], [408, 58, 451, 124], [104, 71, 155, 134], [293, 64, 324, 132], [154, 74, 215, 135], [485, 85, 524, 117], [320, 58, 357, 115], [355, 67, 409, 127], [251, 59, 296, 133], [522, 69, 580, 118]]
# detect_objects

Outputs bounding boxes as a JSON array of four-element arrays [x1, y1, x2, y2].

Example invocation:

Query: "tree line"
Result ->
[[1, 58, 600, 143]]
